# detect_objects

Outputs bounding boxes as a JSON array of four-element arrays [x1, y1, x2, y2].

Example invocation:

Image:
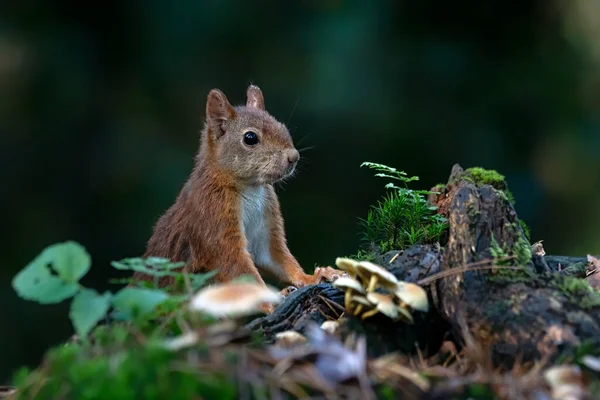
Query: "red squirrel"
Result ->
[[134, 85, 343, 307]]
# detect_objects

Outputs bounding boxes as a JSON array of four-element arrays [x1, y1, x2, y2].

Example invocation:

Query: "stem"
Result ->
[[344, 290, 352, 311], [366, 276, 379, 293], [361, 308, 379, 320], [354, 304, 364, 316]]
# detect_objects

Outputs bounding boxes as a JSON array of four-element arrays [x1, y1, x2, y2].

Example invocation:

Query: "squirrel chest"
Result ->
[[240, 186, 273, 268]]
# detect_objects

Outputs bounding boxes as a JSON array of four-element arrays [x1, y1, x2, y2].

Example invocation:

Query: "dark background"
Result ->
[[2, 0, 600, 383]]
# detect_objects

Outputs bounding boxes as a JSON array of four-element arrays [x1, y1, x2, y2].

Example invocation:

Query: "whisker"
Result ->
[[287, 97, 300, 125], [297, 146, 315, 153], [295, 131, 314, 148]]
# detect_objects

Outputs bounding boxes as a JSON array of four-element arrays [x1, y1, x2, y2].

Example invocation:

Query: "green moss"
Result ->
[[488, 267, 534, 285], [463, 167, 515, 205], [13, 328, 240, 400], [433, 183, 446, 191], [513, 235, 532, 266], [519, 220, 531, 241], [465, 167, 506, 186], [556, 276, 600, 309]]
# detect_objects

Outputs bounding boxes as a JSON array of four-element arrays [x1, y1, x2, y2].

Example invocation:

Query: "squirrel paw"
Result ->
[[259, 302, 276, 314], [313, 266, 346, 283], [280, 286, 298, 297]]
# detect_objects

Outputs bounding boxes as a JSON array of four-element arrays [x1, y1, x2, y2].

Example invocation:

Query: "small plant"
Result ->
[[358, 162, 447, 252], [11, 241, 217, 339]]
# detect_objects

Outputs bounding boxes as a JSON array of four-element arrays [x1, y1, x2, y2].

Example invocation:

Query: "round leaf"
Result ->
[[12, 247, 80, 304], [45, 241, 91, 282], [69, 289, 112, 337]]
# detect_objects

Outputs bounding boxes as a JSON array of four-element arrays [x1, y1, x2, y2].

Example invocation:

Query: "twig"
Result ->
[[417, 262, 520, 286]]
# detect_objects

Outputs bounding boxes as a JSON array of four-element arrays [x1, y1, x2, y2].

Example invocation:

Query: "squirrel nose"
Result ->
[[287, 149, 300, 164]]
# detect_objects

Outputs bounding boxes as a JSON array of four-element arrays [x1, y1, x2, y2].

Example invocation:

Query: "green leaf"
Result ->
[[189, 270, 218, 290], [12, 243, 84, 304], [111, 258, 144, 271], [112, 287, 170, 319], [26, 276, 79, 304], [69, 289, 112, 337], [45, 241, 91, 283], [110, 258, 184, 277]]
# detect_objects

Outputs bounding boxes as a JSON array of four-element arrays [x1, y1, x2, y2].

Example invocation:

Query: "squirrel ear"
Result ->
[[246, 85, 265, 110], [206, 89, 235, 136]]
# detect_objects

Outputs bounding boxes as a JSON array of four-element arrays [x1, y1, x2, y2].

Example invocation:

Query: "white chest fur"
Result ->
[[240, 186, 274, 269]]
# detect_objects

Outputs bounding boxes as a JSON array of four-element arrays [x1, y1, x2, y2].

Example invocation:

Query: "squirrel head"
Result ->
[[203, 85, 300, 186]]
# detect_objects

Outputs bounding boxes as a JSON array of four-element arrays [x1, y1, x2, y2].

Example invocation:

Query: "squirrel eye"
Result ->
[[243, 131, 259, 146]]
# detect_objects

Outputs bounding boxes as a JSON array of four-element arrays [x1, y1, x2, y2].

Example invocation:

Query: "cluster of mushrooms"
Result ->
[[332, 257, 429, 323]]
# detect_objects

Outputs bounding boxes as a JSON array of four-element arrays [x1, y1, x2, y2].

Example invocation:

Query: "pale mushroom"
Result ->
[[543, 365, 584, 400], [189, 282, 282, 318], [162, 331, 199, 351], [396, 304, 414, 323], [333, 276, 365, 310], [361, 293, 398, 320], [393, 282, 429, 312], [349, 295, 374, 316], [335, 257, 360, 278], [320, 320, 340, 335], [356, 261, 399, 293], [275, 330, 307, 347]]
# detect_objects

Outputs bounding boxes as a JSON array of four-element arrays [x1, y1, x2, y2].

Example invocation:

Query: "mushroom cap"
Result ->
[[333, 276, 365, 293], [356, 261, 398, 287], [350, 295, 374, 307], [162, 331, 199, 351], [189, 282, 282, 317], [275, 330, 307, 347], [396, 305, 414, 323], [543, 365, 582, 388], [394, 282, 429, 312], [335, 257, 360, 276], [366, 293, 398, 319], [320, 320, 340, 335]]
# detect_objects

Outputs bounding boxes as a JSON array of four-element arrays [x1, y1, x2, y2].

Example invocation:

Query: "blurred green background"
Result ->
[[2, 0, 600, 383]]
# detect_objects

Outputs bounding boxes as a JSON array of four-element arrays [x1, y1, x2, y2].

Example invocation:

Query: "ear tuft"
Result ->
[[206, 89, 235, 137], [246, 85, 265, 110]]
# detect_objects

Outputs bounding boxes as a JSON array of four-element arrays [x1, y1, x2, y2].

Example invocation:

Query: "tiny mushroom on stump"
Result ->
[[350, 295, 374, 316], [320, 320, 340, 335], [356, 261, 399, 293], [333, 276, 365, 311], [335, 257, 360, 278], [275, 330, 308, 347], [361, 293, 398, 320], [393, 282, 429, 313], [189, 282, 283, 318]]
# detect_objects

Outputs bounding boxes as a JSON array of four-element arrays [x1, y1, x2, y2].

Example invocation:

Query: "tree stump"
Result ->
[[245, 164, 600, 368]]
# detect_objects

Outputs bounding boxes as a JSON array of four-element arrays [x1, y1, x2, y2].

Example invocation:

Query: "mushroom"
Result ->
[[162, 331, 199, 351], [335, 257, 360, 278], [349, 295, 374, 316], [361, 293, 398, 320], [395, 304, 414, 323], [189, 282, 283, 318], [333, 276, 365, 310], [355, 261, 399, 293], [275, 330, 307, 347], [320, 320, 340, 335], [543, 365, 584, 400], [393, 282, 429, 312]]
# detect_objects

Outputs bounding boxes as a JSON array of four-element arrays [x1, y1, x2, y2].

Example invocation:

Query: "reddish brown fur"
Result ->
[[133, 85, 342, 308]]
